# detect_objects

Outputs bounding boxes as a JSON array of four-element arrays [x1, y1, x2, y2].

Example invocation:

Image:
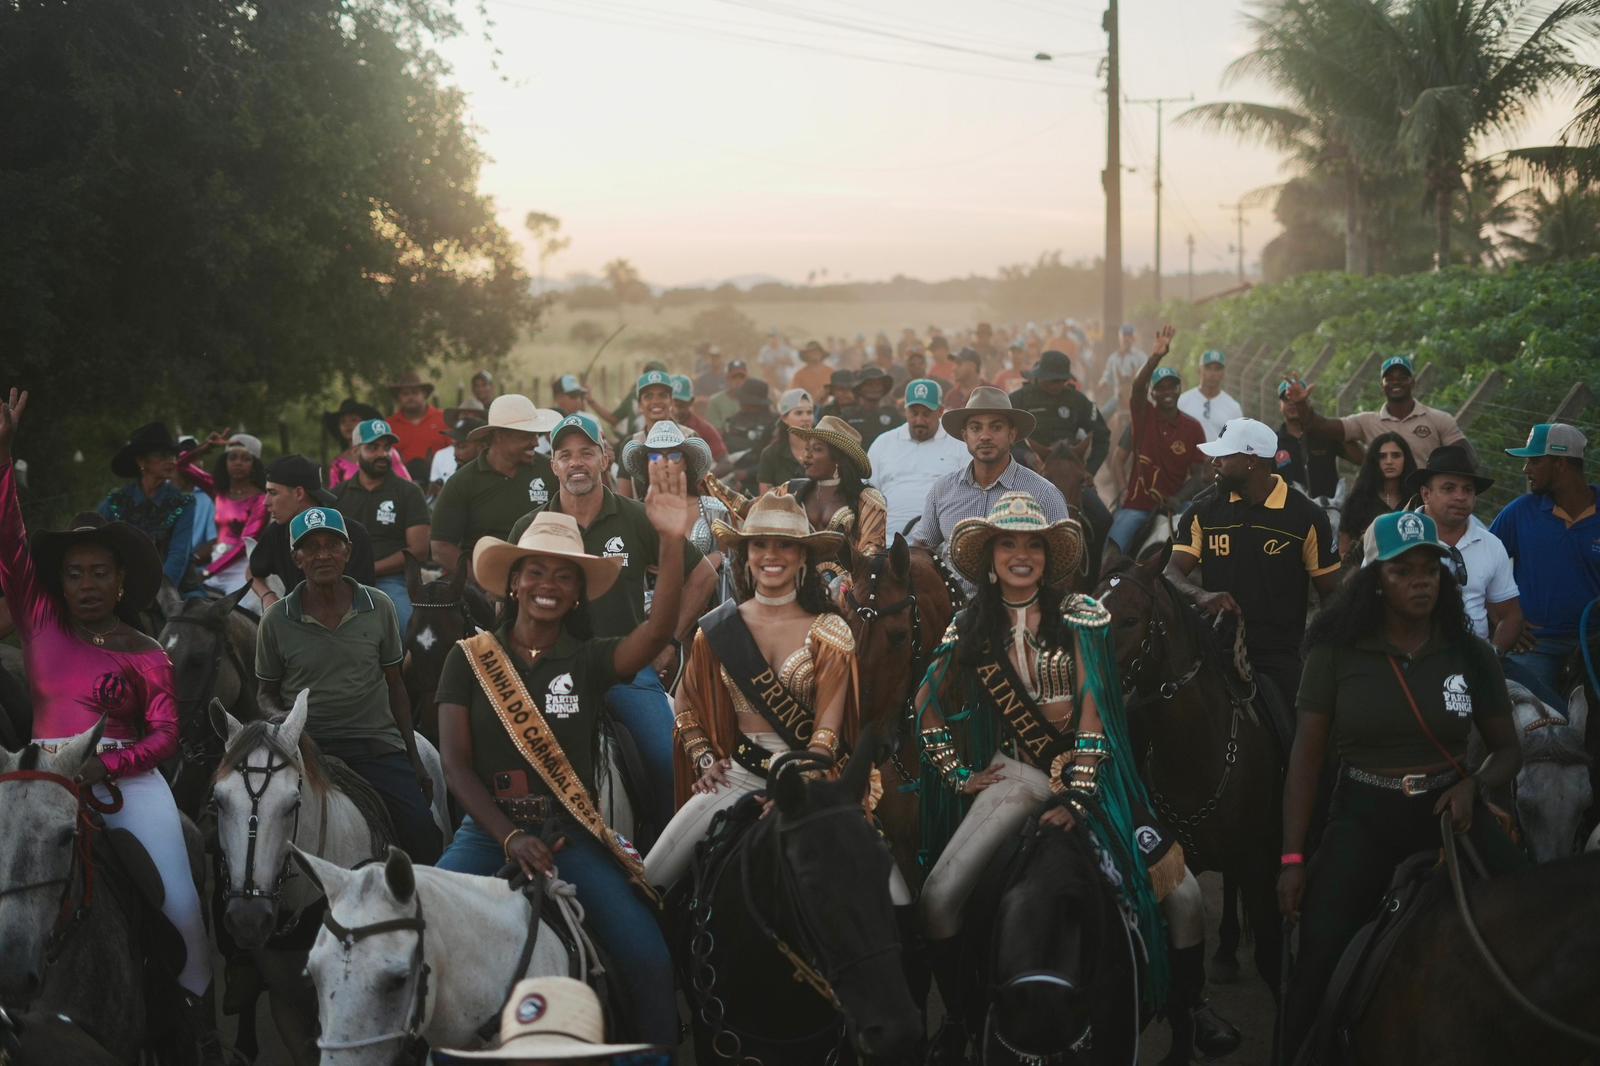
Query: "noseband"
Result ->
[[315, 892, 431, 1061]]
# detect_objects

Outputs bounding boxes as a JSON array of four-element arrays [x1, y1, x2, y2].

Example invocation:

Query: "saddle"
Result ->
[[1295, 849, 1450, 1066]]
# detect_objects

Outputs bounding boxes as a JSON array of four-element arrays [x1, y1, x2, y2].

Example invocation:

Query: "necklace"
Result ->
[[74, 619, 119, 647], [754, 589, 798, 606], [815, 477, 840, 487], [1001, 591, 1040, 609]]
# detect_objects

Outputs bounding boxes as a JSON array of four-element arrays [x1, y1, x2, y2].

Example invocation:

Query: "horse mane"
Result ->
[[214, 718, 330, 794]]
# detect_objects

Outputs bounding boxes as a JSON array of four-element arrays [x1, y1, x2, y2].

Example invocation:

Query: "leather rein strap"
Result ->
[[316, 894, 431, 1058]]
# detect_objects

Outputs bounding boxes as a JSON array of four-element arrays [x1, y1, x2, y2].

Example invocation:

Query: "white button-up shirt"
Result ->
[[1447, 514, 1520, 639], [1177, 387, 1243, 441], [867, 422, 972, 537]]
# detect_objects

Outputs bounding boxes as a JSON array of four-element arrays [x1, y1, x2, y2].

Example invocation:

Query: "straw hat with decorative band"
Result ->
[[788, 415, 872, 478], [947, 491, 1084, 587], [472, 512, 623, 600], [438, 976, 657, 1060], [939, 385, 1038, 440], [620, 420, 714, 485], [467, 394, 563, 441], [711, 491, 846, 560], [385, 370, 435, 395]]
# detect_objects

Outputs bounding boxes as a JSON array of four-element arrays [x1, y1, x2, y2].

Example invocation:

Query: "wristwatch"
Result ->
[[695, 749, 717, 773]]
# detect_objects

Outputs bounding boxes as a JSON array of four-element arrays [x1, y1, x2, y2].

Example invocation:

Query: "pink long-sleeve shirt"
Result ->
[[177, 449, 269, 579], [0, 461, 179, 777]]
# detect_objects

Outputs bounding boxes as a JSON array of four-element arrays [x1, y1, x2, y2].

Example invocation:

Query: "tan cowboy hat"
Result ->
[[385, 370, 435, 396], [947, 490, 1084, 587], [444, 395, 486, 424], [468, 394, 563, 441], [788, 415, 872, 478], [438, 977, 657, 1060], [711, 491, 846, 560], [939, 385, 1038, 440], [472, 512, 622, 600]]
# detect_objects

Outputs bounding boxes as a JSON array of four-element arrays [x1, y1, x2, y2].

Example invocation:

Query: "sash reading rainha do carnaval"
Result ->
[[460, 631, 657, 901]]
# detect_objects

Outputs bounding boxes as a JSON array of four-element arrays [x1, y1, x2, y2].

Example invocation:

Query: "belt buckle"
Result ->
[[1400, 773, 1429, 796]]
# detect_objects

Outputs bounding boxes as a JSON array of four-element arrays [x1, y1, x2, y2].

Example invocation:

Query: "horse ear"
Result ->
[[1136, 549, 1166, 576], [290, 846, 349, 898], [1073, 435, 1093, 460], [1565, 684, 1589, 738], [210, 699, 246, 745], [157, 580, 183, 620], [0, 743, 15, 775], [448, 553, 470, 598], [772, 762, 809, 816], [275, 688, 309, 755], [404, 551, 423, 600], [889, 532, 910, 580], [51, 717, 107, 777], [212, 585, 247, 620], [383, 845, 416, 902]]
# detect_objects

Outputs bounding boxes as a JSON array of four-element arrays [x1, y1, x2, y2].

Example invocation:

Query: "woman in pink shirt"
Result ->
[[178, 431, 269, 596], [0, 389, 222, 1058]]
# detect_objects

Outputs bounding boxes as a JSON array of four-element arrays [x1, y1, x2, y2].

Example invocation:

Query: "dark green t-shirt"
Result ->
[[757, 439, 805, 487], [1296, 629, 1511, 771], [436, 626, 622, 797], [432, 452, 556, 551], [509, 488, 705, 638], [332, 472, 430, 560]]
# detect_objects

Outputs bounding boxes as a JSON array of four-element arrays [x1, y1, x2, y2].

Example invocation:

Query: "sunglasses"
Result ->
[[1446, 544, 1468, 587]]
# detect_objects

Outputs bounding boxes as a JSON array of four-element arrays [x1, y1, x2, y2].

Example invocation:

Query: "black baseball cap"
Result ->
[[829, 368, 857, 389], [727, 359, 749, 373], [954, 347, 982, 366], [1031, 350, 1075, 382], [264, 455, 336, 504], [736, 378, 772, 406]]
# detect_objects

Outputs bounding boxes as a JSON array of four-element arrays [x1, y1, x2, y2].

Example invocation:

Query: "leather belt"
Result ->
[[494, 794, 553, 827], [1344, 765, 1460, 796], [730, 735, 778, 779]]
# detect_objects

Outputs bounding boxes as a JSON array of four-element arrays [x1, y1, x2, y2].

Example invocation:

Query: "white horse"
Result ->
[[1509, 680, 1592, 863], [290, 846, 581, 1064], [209, 691, 450, 1063]]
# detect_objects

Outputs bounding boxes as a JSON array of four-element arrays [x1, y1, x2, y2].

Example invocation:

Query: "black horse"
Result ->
[[676, 744, 922, 1064], [400, 552, 493, 743], [157, 586, 258, 818]]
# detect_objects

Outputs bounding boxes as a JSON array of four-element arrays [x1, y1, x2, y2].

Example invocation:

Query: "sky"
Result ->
[[439, 0, 1568, 288]]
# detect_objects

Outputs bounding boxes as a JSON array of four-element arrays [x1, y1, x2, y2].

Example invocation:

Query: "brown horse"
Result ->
[[1096, 552, 1285, 989], [1031, 437, 1109, 590]]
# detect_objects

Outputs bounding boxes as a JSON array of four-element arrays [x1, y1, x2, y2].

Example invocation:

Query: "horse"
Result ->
[[288, 847, 576, 1064], [1505, 681, 1591, 863], [677, 746, 922, 1065], [1033, 437, 1110, 590], [1096, 553, 1284, 989], [400, 552, 494, 744], [209, 692, 451, 1064], [159, 586, 259, 817]]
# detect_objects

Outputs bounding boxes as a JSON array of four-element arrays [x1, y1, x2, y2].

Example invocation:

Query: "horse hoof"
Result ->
[[1209, 951, 1241, 984], [1193, 1003, 1243, 1057]]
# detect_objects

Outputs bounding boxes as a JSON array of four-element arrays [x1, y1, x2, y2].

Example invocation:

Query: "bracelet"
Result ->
[[811, 727, 840, 755], [673, 710, 701, 732], [919, 726, 972, 791], [501, 828, 526, 858], [1280, 852, 1305, 866]]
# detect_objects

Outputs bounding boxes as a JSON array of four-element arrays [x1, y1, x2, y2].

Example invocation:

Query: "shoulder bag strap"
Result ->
[[1385, 655, 1470, 779]]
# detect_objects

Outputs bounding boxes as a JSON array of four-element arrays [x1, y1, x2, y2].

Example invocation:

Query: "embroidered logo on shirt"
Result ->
[[1414, 425, 1433, 438], [545, 672, 580, 718], [1170, 440, 1187, 455], [1442, 673, 1472, 717], [528, 477, 549, 504], [602, 535, 629, 567], [375, 500, 397, 526]]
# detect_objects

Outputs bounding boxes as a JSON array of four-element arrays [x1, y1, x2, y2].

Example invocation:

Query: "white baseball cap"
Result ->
[[1198, 418, 1279, 459]]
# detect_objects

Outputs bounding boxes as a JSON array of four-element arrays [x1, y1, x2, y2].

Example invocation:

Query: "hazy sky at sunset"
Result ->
[[441, 0, 1569, 287]]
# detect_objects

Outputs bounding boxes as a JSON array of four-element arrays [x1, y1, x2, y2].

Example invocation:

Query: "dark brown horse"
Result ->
[[400, 552, 493, 742], [1096, 552, 1284, 988], [1031, 437, 1109, 590]]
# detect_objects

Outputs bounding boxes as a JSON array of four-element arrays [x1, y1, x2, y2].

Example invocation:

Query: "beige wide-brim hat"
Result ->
[[947, 490, 1084, 587], [439, 977, 658, 1060], [711, 491, 846, 560], [619, 420, 714, 486], [788, 415, 872, 478], [940, 385, 1038, 440], [386, 370, 435, 395], [468, 394, 563, 441], [472, 512, 622, 600]]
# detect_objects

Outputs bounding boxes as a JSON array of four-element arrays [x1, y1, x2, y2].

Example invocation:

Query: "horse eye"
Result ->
[[385, 973, 409, 992], [56, 827, 75, 847], [889, 631, 908, 647]]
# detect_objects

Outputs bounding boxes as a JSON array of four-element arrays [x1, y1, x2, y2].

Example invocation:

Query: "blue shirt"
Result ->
[[1488, 486, 1600, 638], [909, 456, 1071, 592], [98, 480, 197, 592]]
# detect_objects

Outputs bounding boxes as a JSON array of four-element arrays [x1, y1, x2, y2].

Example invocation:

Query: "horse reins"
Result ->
[[213, 745, 328, 936], [315, 893, 432, 1061]]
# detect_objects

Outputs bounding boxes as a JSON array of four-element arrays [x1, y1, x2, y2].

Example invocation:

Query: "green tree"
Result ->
[[1501, 180, 1600, 261], [602, 258, 651, 308]]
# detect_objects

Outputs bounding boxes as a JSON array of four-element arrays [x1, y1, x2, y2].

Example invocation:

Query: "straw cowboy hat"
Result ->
[[947, 491, 1085, 588], [939, 386, 1038, 440], [711, 491, 846, 560], [472, 512, 623, 600], [467, 394, 563, 442], [438, 976, 657, 1060], [33, 512, 164, 611], [620, 420, 714, 486], [110, 422, 184, 479], [385, 370, 435, 396], [788, 415, 872, 478]]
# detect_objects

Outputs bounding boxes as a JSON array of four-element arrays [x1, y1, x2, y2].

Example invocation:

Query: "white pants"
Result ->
[[645, 733, 786, 890], [919, 751, 1204, 945]]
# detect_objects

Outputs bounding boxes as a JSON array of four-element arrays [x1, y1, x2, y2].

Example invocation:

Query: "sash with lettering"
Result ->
[[700, 599, 834, 776], [971, 646, 1072, 773], [459, 631, 656, 901]]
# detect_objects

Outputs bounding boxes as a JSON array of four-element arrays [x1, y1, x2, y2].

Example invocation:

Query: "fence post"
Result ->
[[1335, 351, 1382, 416], [1454, 369, 1506, 430], [1302, 343, 1336, 387], [1411, 363, 1437, 397], [1550, 382, 1596, 423], [1259, 348, 1294, 422]]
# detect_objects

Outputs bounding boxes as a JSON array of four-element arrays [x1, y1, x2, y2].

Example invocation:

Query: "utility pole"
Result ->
[[1103, 0, 1122, 348], [1186, 233, 1195, 301], [1127, 94, 1192, 305], [1220, 200, 1249, 284]]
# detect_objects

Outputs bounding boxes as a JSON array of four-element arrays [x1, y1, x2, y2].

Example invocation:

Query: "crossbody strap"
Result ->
[[1385, 655, 1470, 780]]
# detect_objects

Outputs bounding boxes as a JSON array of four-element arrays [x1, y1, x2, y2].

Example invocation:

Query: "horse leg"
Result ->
[[1213, 872, 1242, 983], [258, 950, 320, 1066], [1237, 855, 1283, 996]]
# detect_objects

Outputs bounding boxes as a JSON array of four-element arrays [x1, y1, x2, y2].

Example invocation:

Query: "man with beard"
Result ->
[[1280, 355, 1473, 468], [509, 413, 717, 846], [1009, 349, 1109, 470], [867, 379, 970, 536], [1166, 417, 1342, 737], [332, 419, 431, 634], [250, 455, 377, 609]]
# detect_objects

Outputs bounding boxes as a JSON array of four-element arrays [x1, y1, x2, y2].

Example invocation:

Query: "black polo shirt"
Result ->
[[432, 452, 556, 551], [838, 403, 904, 448], [332, 472, 430, 560], [1274, 424, 1340, 499], [509, 488, 705, 638], [1009, 383, 1110, 472], [249, 516, 377, 589], [1172, 475, 1339, 655]]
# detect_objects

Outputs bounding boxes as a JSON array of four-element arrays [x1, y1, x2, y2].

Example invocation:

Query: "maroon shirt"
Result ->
[[1123, 394, 1206, 511]]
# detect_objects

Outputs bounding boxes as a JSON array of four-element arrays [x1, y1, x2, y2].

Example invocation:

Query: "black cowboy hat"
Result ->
[[110, 422, 183, 479], [31, 512, 164, 611], [1404, 444, 1494, 495], [321, 399, 384, 446]]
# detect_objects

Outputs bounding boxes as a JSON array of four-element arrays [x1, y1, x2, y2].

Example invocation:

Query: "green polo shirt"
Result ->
[[1297, 627, 1510, 772], [255, 577, 405, 752], [332, 471, 430, 560], [508, 488, 705, 638], [436, 626, 623, 798], [432, 451, 557, 551]]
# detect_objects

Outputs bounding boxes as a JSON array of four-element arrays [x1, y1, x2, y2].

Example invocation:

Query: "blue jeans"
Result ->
[[1504, 634, 1578, 710], [318, 741, 441, 865], [374, 573, 414, 637], [1107, 506, 1154, 553], [604, 668, 675, 840], [436, 815, 677, 1054]]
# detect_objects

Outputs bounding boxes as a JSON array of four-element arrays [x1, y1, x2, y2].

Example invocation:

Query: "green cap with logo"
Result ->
[[904, 378, 943, 410], [1151, 367, 1181, 387], [670, 374, 694, 403], [1504, 422, 1587, 459], [551, 412, 604, 447], [352, 418, 399, 447], [1380, 355, 1415, 377], [635, 369, 674, 397], [1364, 510, 1448, 566], [1201, 350, 1226, 367], [289, 506, 350, 548]]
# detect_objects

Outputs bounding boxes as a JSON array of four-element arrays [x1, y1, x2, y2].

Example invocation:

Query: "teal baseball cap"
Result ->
[[1505, 422, 1587, 459], [670, 374, 694, 403], [905, 378, 943, 410], [289, 506, 350, 548], [1380, 355, 1415, 377], [351, 418, 399, 447], [1151, 367, 1181, 387], [1201, 350, 1226, 367], [551, 412, 604, 448], [635, 370, 674, 397], [1277, 380, 1293, 399], [1364, 511, 1448, 566]]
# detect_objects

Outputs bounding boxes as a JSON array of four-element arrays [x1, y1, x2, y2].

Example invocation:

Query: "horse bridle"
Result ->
[[0, 769, 122, 973], [214, 750, 303, 917], [315, 892, 431, 1061]]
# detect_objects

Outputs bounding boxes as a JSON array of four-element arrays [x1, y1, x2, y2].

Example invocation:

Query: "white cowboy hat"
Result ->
[[438, 977, 657, 1060], [619, 420, 715, 486], [710, 491, 846, 560], [468, 394, 563, 441], [472, 512, 622, 600]]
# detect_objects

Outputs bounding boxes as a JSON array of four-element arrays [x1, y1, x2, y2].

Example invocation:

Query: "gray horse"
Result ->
[[159, 587, 260, 817], [1509, 680, 1592, 863]]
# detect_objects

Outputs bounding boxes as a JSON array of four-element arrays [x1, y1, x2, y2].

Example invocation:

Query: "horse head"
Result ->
[[1038, 437, 1094, 512], [0, 721, 106, 1000], [160, 586, 255, 746], [760, 729, 922, 1061], [211, 690, 323, 949], [1097, 551, 1178, 678], [1513, 683, 1593, 863], [845, 533, 957, 736]]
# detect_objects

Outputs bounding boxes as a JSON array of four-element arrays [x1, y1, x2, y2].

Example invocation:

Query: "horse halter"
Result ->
[[315, 894, 431, 1062], [215, 749, 303, 914]]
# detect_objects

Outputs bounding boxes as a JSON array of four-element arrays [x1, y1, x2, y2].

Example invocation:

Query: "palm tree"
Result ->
[[1501, 179, 1600, 260]]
